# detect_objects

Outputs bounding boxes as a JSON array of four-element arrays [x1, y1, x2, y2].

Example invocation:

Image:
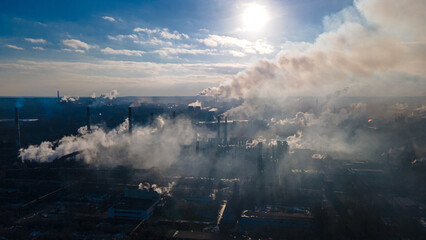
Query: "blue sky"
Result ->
[[0, 0, 359, 96]]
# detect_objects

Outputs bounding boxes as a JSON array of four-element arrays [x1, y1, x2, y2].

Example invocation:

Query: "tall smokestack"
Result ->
[[86, 106, 91, 132], [128, 107, 133, 134], [57, 90, 60, 102], [217, 116, 221, 141], [224, 117, 228, 144], [14, 108, 21, 148]]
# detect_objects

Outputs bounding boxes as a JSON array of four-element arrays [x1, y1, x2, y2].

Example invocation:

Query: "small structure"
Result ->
[[239, 205, 314, 232], [108, 188, 160, 221]]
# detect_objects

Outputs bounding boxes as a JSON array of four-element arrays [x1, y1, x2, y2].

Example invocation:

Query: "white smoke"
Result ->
[[60, 96, 79, 102], [201, 0, 426, 98], [19, 116, 196, 169], [138, 182, 176, 196], [100, 89, 119, 100], [198, 0, 426, 159], [188, 100, 202, 107], [89, 90, 120, 107]]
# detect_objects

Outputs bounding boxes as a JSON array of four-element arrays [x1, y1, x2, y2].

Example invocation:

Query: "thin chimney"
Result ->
[[217, 116, 221, 140], [128, 107, 133, 134], [57, 90, 60, 102], [14, 108, 21, 148], [86, 106, 91, 132], [224, 117, 228, 144]]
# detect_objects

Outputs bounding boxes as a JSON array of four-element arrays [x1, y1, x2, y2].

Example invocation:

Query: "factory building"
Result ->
[[108, 188, 160, 221]]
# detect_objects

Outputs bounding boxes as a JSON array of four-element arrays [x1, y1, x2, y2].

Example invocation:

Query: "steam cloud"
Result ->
[[138, 182, 176, 196], [19, 116, 196, 169], [100, 89, 119, 100], [89, 89, 120, 107], [60, 96, 79, 102]]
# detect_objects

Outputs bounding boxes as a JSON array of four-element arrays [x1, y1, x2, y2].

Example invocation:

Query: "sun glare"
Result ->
[[243, 4, 269, 31]]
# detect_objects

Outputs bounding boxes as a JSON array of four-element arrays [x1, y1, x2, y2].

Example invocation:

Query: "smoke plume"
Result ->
[[200, 0, 426, 98], [19, 116, 196, 169]]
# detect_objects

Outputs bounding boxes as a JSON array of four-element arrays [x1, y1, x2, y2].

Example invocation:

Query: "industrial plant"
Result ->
[[0, 95, 425, 240]]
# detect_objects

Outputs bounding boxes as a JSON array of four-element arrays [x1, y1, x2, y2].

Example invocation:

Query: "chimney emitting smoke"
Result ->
[[86, 106, 91, 132], [128, 107, 133, 134]]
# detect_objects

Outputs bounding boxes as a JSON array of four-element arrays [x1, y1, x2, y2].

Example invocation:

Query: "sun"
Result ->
[[243, 4, 269, 31]]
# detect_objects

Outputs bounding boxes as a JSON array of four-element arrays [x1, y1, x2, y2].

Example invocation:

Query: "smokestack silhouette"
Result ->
[[57, 90, 60, 102], [224, 117, 228, 144], [14, 108, 21, 148], [217, 116, 221, 140], [128, 107, 133, 134], [86, 106, 91, 132]]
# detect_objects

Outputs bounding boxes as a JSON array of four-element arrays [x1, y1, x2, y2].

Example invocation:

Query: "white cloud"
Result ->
[[229, 50, 246, 57], [159, 28, 189, 40], [6, 44, 24, 50], [107, 34, 138, 41], [61, 39, 95, 52], [32, 47, 45, 50], [134, 27, 189, 40], [198, 35, 274, 54], [134, 27, 159, 34], [25, 38, 47, 44], [62, 48, 85, 53], [101, 47, 144, 56], [134, 37, 172, 46], [154, 47, 216, 56], [102, 16, 116, 22]]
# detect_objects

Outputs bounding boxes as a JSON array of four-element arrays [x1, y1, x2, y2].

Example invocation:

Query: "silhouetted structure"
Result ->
[[128, 107, 133, 134], [86, 106, 91, 132]]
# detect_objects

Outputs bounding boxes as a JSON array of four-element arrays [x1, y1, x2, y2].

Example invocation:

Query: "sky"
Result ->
[[0, 0, 356, 96], [0, 0, 424, 97]]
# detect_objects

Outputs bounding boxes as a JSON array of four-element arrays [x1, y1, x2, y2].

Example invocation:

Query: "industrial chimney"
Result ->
[[224, 117, 228, 144], [217, 116, 221, 141], [57, 90, 60, 102], [128, 107, 133, 134], [86, 106, 91, 132], [14, 108, 21, 148]]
